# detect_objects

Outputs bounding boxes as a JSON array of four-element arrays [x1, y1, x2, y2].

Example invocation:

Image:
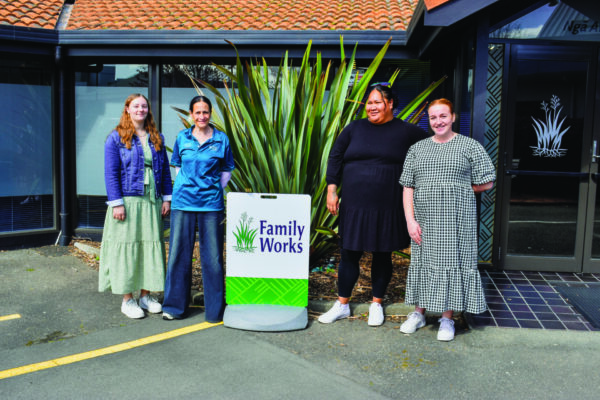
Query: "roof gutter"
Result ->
[[56, 29, 408, 47], [1, 26, 414, 58], [0, 25, 58, 44]]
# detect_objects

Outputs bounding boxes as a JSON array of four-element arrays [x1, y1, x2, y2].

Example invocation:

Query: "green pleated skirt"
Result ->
[[99, 138, 167, 294], [98, 192, 166, 294]]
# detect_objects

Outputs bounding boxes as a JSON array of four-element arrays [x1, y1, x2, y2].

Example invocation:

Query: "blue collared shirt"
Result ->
[[170, 126, 235, 211]]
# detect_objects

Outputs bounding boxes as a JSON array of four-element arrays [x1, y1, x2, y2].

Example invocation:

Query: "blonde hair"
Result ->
[[115, 93, 162, 150]]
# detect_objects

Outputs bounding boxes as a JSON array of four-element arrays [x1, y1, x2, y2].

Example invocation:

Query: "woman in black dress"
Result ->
[[318, 84, 428, 326]]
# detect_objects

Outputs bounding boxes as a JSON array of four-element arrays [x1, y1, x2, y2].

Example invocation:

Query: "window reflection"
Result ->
[[161, 64, 235, 152], [75, 64, 148, 228], [491, 1, 600, 42], [0, 65, 53, 232]]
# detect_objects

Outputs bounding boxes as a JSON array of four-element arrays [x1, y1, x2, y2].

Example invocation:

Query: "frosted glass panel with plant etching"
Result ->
[[530, 95, 570, 158]]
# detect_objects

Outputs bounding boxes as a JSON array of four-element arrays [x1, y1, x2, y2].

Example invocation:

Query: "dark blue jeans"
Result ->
[[163, 209, 225, 322]]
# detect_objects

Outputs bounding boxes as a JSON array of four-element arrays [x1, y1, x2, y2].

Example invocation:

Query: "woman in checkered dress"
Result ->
[[398, 99, 495, 341]]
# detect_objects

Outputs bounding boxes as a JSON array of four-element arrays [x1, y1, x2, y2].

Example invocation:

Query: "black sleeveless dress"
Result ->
[[326, 118, 428, 252]]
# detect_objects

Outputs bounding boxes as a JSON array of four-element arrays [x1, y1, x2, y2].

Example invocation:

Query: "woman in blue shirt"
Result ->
[[162, 95, 235, 322], [100, 93, 173, 319]]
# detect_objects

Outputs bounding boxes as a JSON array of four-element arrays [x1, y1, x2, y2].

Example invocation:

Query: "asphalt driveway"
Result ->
[[1, 247, 600, 399]]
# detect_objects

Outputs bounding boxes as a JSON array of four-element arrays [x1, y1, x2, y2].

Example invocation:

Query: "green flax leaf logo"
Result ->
[[233, 212, 258, 253]]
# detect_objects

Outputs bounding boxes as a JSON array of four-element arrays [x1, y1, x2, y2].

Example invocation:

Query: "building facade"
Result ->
[[1, 0, 599, 274]]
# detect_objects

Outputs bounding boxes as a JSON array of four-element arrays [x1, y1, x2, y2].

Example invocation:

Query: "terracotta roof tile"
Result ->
[[0, 0, 419, 32], [424, 0, 452, 11], [0, 0, 63, 29], [64, 0, 418, 31]]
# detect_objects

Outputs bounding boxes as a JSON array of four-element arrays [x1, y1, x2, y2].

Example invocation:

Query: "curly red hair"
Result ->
[[116, 93, 162, 150]]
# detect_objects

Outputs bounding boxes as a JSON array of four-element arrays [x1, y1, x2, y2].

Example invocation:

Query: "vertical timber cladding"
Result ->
[[225, 193, 310, 307], [479, 44, 504, 263]]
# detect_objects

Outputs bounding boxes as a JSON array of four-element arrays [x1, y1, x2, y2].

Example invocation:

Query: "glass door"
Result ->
[[499, 45, 598, 272], [583, 68, 600, 272]]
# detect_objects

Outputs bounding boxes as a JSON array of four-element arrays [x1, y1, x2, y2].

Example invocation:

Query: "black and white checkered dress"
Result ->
[[399, 134, 495, 314]]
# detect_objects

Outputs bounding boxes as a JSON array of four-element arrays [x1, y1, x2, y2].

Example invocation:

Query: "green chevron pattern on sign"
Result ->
[[226, 277, 308, 307]]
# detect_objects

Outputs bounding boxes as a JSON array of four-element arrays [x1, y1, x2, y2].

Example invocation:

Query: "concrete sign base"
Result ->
[[224, 304, 307, 331]]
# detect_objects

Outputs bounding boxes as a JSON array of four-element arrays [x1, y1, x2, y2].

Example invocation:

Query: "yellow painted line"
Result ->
[[0, 314, 21, 322], [0, 321, 222, 380]]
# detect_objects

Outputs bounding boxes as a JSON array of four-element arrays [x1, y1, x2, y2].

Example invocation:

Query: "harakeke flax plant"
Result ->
[[181, 38, 444, 263]]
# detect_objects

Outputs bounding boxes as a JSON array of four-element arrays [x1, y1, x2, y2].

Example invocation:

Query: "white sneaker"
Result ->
[[121, 298, 144, 319], [318, 300, 350, 324], [437, 318, 455, 341], [367, 302, 384, 326], [399, 311, 426, 333], [139, 295, 162, 313]]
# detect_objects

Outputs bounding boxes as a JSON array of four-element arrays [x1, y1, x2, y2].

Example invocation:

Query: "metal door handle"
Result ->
[[593, 140, 600, 162]]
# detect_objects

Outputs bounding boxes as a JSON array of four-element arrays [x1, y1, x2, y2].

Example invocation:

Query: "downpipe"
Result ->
[[56, 45, 72, 246]]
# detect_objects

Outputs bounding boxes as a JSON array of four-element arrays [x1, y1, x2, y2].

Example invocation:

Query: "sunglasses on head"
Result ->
[[370, 82, 391, 87]]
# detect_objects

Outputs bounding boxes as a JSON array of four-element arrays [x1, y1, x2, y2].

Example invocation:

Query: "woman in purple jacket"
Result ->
[[99, 94, 173, 319]]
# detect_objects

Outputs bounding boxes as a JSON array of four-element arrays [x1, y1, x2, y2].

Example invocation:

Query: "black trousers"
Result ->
[[337, 249, 393, 299]]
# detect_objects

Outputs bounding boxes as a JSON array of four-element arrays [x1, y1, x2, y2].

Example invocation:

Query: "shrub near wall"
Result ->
[[189, 39, 443, 263]]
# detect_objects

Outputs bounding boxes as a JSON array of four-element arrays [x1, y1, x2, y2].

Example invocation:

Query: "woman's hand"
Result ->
[[112, 205, 126, 221], [402, 187, 421, 245], [407, 219, 422, 245], [161, 201, 171, 217], [326, 184, 339, 216], [472, 181, 494, 193]]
